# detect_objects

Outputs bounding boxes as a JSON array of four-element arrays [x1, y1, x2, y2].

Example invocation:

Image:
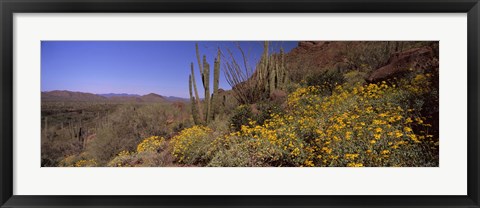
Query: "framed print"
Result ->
[[1, 0, 479, 207]]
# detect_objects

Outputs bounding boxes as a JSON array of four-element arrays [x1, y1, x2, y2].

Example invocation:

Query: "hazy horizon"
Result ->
[[41, 41, 298, 98]]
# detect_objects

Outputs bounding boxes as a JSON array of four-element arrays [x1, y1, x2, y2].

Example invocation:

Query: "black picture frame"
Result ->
[[1, 0, 479, 207]]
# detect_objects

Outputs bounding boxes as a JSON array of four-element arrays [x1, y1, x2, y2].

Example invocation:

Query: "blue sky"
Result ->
[[41, 41, 298, 98]]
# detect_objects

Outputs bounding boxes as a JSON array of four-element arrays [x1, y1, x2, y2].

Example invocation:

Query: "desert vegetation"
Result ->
[[42, 41, 439, 167]]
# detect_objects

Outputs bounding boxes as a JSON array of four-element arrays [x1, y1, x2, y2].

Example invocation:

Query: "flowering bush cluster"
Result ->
[[108, 136, 168, 167], [171, 125, 214, 165], [173, 77, 438, 167], [58, 152, 98, 167], [137, 136, 165, 153]]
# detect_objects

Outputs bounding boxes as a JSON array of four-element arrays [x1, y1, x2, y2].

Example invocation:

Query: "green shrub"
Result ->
[[343, 70, 367, 89], [229, 105, 253, 131], [229, 102, 285, 132], [305, 68, 345, 95]]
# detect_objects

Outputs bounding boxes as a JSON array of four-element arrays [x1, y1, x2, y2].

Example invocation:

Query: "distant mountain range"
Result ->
[[41, 90, 188, 103], [98, 93, 141, 98]]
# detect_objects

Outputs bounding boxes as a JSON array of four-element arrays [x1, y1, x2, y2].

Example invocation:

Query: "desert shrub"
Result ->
[[58, 152, 97, 167], [252, 102, 284, 126], [108, 150, 173, 167], [207, 80, 438, 167], [171, 126, 215, 166], [343, 70, 367, 89], [345, 41, 439, 73], [208, 113, 231, 134], [396, 68, 439, 139], [107, 150, 135, 167], [284, 82, 302, 94], [305, 68, 345, 95], [41, 129, 83, 166], [229, 102, 285, 132], [85, 103, 189, 165], [136, 136, 166, 153], [86, 127, 135, 165], [207, 133, 286, 167], [229, 105, 254, 131], [345, 42, 392, 71], [108, 136, 173, 167]]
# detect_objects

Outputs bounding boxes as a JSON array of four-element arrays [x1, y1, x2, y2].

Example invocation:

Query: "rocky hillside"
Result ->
[[284, 41, 439, 83]]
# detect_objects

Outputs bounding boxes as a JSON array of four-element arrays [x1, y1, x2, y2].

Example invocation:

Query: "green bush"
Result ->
[[343, 70, 367, 89], [229, 102, 285, 132], [229, 105, 254, 131], [84, 103, 190, 165], [305, 68, 345, 95]]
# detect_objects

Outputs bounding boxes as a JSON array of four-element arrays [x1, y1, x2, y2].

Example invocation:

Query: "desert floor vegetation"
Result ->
[[42, 41, 439, 167]]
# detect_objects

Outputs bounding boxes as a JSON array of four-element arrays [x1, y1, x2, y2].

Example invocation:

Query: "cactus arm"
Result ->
[[195, 43, 204, 84]]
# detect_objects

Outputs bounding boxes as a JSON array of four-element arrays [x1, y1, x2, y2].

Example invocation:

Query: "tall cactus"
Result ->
[[259, 41, 270, 93], [269, 54, 276, 94], [210, 48, 221, 121], [202, 55, 211, 123], [257, 41, 289, 96], [188, 43, 220, 125], [189, 62, 203, 125], [189, 75, 201, 125]]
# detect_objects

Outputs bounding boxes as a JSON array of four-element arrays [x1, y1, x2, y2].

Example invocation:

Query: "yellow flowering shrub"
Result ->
[[73, 159, 97, 167], [207, 79, 438, 167], [137, 136, 165, 153], [108, 136, 169, 167], [171, 126, 214, 165], [58, 153, 97, 167]]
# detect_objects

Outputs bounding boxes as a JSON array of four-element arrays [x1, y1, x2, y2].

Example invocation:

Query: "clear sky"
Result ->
[[41, 41, 298, 98]]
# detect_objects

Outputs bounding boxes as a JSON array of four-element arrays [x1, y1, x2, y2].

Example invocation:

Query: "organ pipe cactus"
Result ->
[[188, 43, 220, 125]]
